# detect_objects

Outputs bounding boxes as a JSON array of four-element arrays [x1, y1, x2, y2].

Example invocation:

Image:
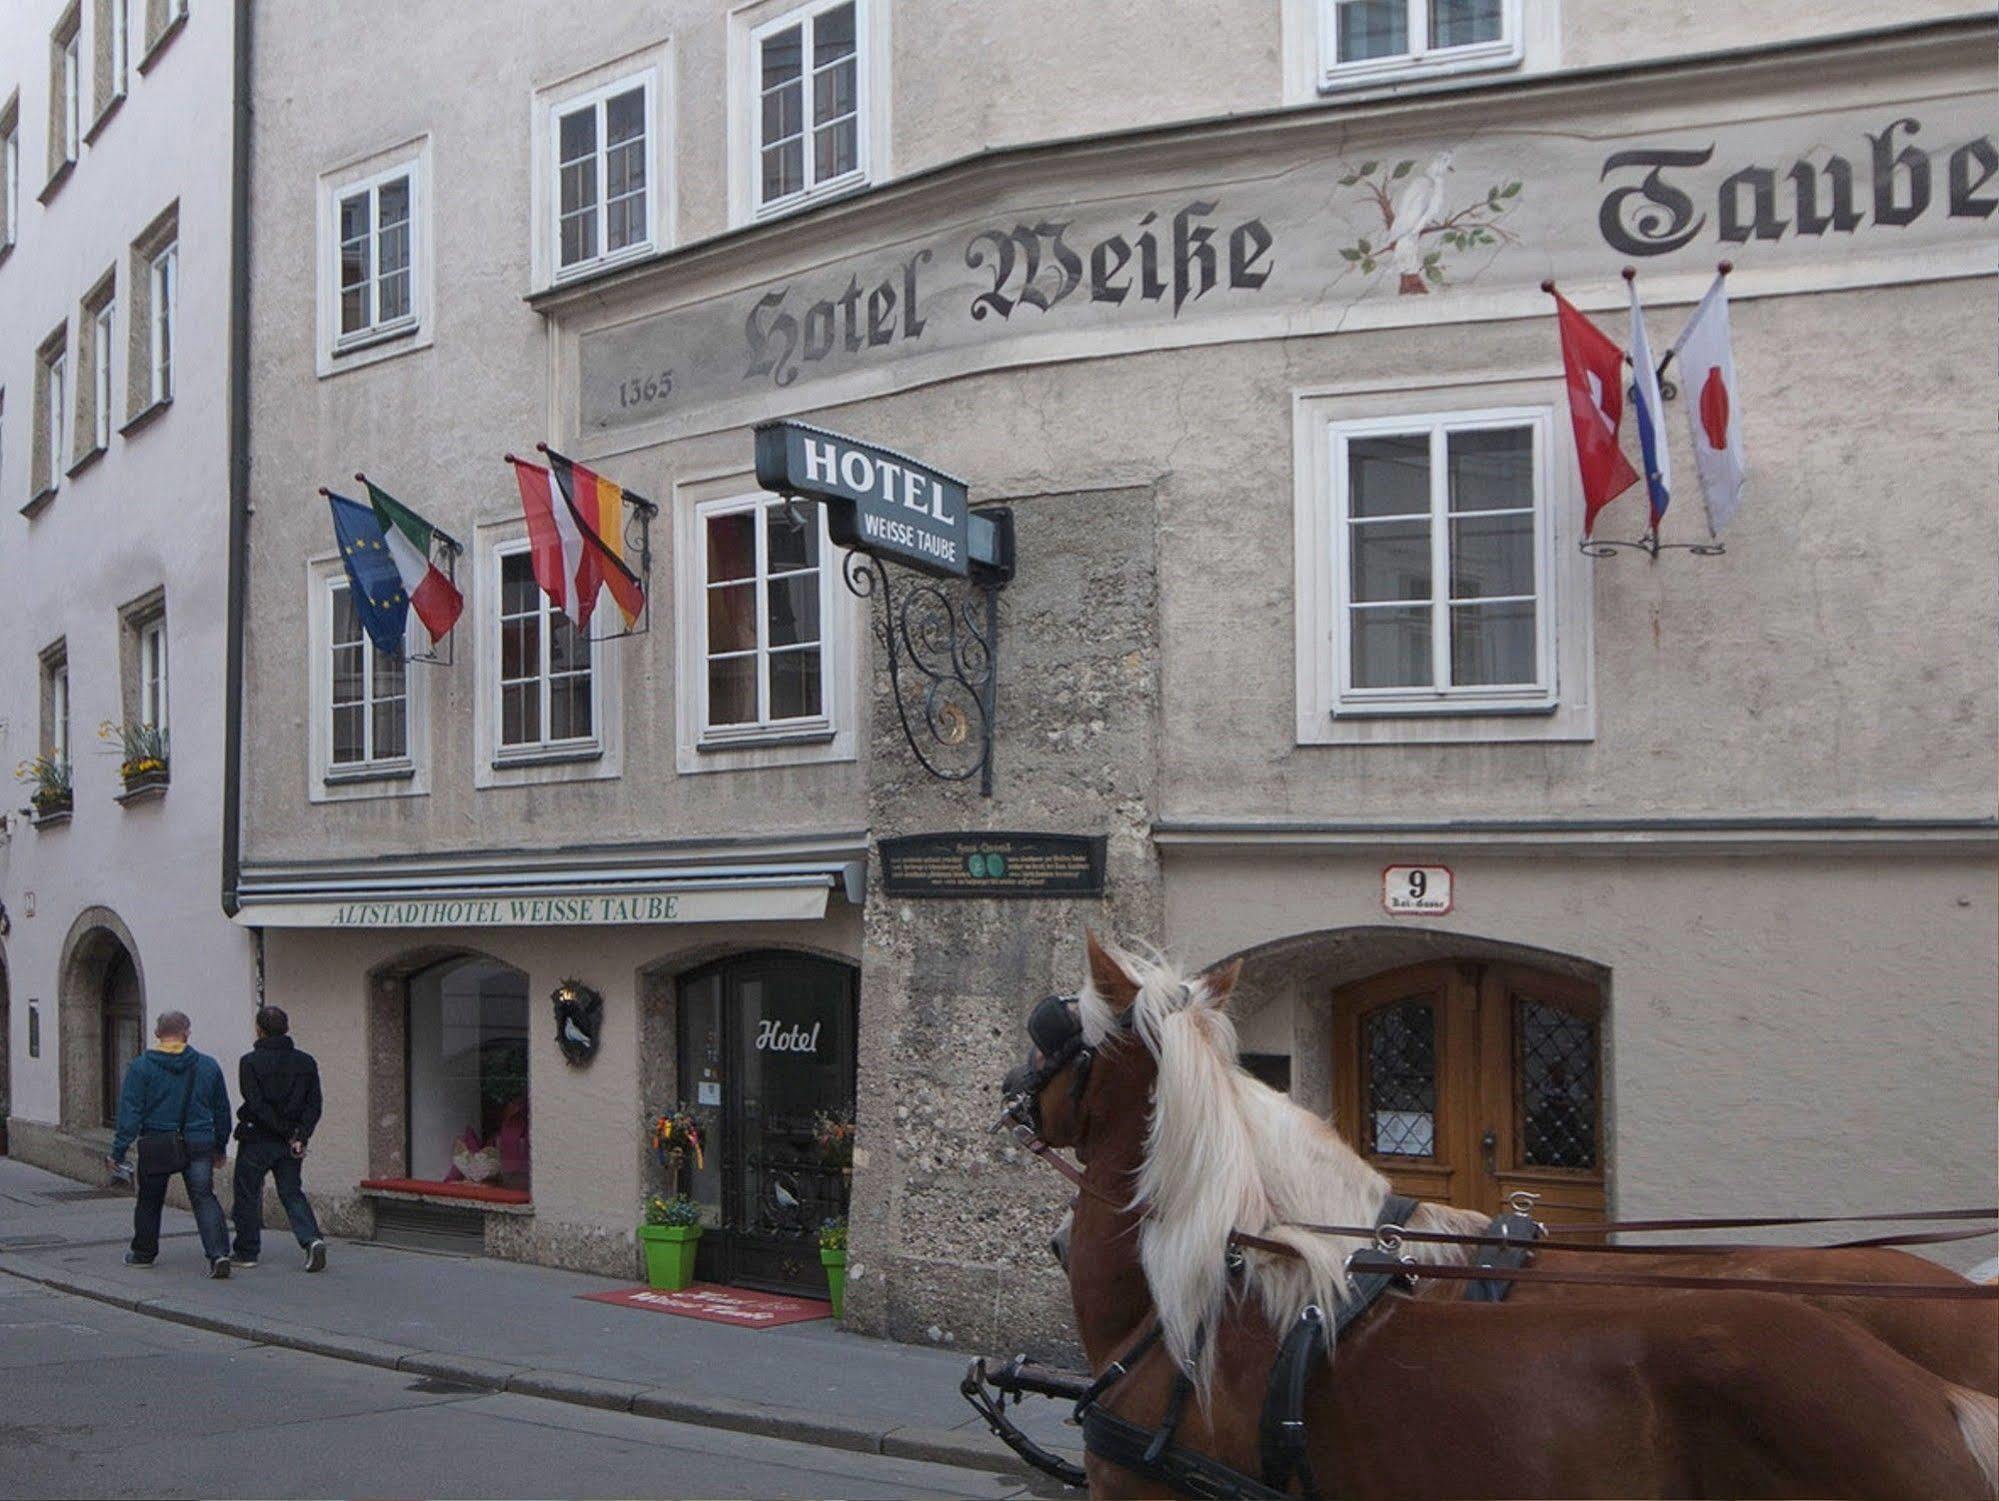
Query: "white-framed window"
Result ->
[[49, 655, 71, 764], [1318, 0, 1521, 88], [1296, 386, 1593, 746], [696, 493, 831, 738], [328, 580, 406, 767], [551, 74, 655, 277], [751, 0, 864, 217], [336, 168, 414, 344], [138, 615, 166, 731], [62, 25, 81, 162], [2, 95, 19, 249], [149, 243, 175, 401], [495, 545, 597, 753], [43, 345, 66, 489], [92, 297, 114, 450], [112, 0, 129, 97]]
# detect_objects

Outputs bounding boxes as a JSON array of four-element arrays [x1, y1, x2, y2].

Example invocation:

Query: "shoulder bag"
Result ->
[[135, 1060, 200, 1177]]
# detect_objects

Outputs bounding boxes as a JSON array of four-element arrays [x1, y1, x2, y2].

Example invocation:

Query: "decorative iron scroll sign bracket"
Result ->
[[753, 420, 1015, 796]]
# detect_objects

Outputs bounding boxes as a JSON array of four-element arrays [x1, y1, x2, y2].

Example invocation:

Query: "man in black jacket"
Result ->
[[230, 1006, 328, 1271]]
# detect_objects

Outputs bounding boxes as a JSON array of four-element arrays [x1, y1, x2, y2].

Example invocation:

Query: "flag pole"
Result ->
[[355, 471, 462, 555]]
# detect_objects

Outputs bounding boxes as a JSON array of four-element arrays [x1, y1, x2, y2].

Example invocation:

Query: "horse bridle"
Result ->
[[999, 992, 1096, 1137]]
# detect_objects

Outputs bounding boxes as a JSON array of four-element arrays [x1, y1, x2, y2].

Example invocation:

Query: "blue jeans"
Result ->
[[231, 1139, 322, 1257], [132, 1151, 230, 1263]]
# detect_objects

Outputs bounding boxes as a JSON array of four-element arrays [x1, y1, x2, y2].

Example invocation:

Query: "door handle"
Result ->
[[1480, 1128, 1497, 1177]]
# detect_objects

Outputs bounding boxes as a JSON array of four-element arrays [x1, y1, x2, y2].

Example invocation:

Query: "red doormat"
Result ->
[[579, 1282, 832, 1329]]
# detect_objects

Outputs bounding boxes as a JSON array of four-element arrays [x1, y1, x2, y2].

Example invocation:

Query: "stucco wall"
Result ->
[[0, 0, 257, 1139]]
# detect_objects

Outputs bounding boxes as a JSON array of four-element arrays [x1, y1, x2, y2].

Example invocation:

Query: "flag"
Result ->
[[1625, 275, 1671, 530], [326, 493, 409, 659], [1671, 271, 1746, 537], [1549, 288, 1641, 537], [507, 454, 589, 629], [545, 448, 647, 628], [361, 478, 463, 643]]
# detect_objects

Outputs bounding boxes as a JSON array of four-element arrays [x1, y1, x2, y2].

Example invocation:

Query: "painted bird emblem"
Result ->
[[1383, 150, 1454, 295]]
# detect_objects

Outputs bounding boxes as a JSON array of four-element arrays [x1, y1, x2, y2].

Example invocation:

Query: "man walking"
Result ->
[[107, 1011, 234, 1277], [230, 1006, 327, 1272]]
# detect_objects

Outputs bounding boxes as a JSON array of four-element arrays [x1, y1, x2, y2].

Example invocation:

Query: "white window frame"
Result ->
[[325, 578, 409, 771], [549, 72, 657, 281], [45, 346, 66, 488], [1316, 0, 1522, 90], [747, 0, 869, 221], [333, 164, 418, 349], [3, 106, 19, 247], [530, 46, 672, 292], [138, 614, 167, 731], [92, 297, 114, 451], [307, 558, 430, 800], [727, 0, 884, 228], [149, 243, 174, 402], [50, 657, 71, 765], [491, 539, 603, 760], [112, 0, 129, 98], [694, 492, 835, 742], [1295, 380, 1594, 747], [62, 28, 80, 162], [315, 136, 432, 376]]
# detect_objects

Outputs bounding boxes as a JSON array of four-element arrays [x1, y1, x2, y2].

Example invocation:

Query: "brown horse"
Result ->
[[1018, 935, 1997, 1498]]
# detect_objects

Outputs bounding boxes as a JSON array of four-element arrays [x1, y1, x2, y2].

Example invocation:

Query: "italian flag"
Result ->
[[362, 479, 464, 642]]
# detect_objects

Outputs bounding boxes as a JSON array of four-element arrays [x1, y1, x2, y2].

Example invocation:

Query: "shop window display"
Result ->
[[407, 957, 531, 1193]]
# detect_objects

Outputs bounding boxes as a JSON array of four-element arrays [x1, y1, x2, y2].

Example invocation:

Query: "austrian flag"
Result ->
[[361, 479, 464, 642], [506, 449, 647, 632]]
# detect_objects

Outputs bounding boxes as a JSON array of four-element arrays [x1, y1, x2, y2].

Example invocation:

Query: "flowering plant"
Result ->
[[652, 1106, 704, 1172], [14, 754, 71, 811], [99, 721, 169, 782], [813, 1109, 855, 1168], [818, 1217, 848, 1252], [644, 1193, 703, 1228]]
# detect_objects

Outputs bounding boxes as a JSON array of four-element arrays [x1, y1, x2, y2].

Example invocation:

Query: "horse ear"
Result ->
[[1085, 930, 1140, 1011], [1200, 957, 1243, 1007]]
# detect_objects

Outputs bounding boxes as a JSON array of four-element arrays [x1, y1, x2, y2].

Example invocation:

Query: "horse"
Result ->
[[1010, 933, 1998, 1499]]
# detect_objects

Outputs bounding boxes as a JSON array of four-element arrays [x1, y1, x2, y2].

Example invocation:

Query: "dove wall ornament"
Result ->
[[553, 979, 605, 1066]]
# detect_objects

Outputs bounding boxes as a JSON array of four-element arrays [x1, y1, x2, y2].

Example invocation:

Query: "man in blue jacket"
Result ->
[[106, 1010, 235, 1277]]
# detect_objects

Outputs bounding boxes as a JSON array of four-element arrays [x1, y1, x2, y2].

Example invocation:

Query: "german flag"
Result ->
[[542, 446, 647, 628]]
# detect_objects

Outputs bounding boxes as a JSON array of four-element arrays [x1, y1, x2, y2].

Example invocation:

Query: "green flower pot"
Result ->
[[820, 1246, 847, 1319], [639, 1223, 702, 1290]]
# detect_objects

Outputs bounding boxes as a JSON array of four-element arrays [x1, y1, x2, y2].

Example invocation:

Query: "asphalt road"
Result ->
[[0, 1276, 1036, 1500]]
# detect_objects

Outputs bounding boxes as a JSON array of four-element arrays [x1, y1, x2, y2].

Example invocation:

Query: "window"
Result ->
[[1296, 391, 1591, 745], [1319, 0, 1520, 87], [77, 272, 114, 461], [698, 495, 829, 736], [43, 646, 71, 765], [329, 581, 407, 767], [60, 20, 81, 166], [149, 244, 175, 401], [1334, 414, 1545, 703], [92, 299, 113, 449], [33, 329, 67, 500], [140, 0, 188, 71], [552, 76, 653, 275], [112, 0, 128, 96], [406, 957, 530, 1194], [497, 548, 595, 751], [1, 93, 19, 251], [93, 0, 130, 125], [752, 0, 863, 215], [138, 616, 166, 730], [337, 169, 414, 342]]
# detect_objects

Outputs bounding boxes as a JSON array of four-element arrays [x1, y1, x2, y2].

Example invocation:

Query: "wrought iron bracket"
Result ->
[[1581, 531, 1726, 560], [837, 507, 1013, 796]]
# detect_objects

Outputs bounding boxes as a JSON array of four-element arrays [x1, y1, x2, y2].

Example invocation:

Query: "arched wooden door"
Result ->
[[1331, 962, 1604, 1227]]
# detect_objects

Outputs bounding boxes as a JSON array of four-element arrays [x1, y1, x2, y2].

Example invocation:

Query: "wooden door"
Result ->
[[1332, 962, 1605, 1226]]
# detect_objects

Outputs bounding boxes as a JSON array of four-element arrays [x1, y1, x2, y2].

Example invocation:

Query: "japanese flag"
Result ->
[[1671, 272, 1746, 538]]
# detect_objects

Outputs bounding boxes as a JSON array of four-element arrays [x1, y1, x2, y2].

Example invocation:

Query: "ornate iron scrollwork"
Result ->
[[842, 550, 1000, 794], [1580, 533, 1726, 559]]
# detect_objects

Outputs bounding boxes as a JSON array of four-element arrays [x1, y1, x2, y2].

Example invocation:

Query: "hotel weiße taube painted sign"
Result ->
[[567, 37, 1991, 447], [243, 887, 833, 929]]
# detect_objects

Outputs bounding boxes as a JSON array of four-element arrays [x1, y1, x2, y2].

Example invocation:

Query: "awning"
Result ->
[[232, 834, 867, 929]]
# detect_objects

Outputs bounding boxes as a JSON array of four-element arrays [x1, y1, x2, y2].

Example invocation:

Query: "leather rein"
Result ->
[[999, 1110, 1998, 1303]]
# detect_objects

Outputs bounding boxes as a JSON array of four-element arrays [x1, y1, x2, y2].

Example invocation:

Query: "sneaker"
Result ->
[[304, 1240, 327, 1273], [229, 1254, 258, 1268], [124, 1252, 156, 1268], [208, 1257, 231, 1279]]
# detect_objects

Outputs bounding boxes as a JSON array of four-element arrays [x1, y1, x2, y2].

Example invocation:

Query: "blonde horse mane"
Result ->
[[1080, 939, 1486, 1393]]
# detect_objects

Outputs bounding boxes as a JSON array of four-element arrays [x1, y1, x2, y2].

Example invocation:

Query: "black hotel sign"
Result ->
[[755, 420, 971, 578]]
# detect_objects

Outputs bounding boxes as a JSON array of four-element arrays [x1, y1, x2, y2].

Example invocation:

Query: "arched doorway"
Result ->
[[677, 952, 856, 1294], [56, 910, 145, 1135], [100, 947, 144, 1125], [1332, 961, 1604, 1226]]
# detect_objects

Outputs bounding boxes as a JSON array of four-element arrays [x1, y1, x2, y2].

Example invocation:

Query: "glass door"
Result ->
[[678, 953, 856, 1295]]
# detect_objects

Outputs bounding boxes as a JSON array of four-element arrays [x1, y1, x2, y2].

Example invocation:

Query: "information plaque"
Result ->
[[878, 833, 1107, 899]]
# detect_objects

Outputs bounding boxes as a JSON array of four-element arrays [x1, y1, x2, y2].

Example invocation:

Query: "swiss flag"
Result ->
[[1549, 288, 1640, 536]]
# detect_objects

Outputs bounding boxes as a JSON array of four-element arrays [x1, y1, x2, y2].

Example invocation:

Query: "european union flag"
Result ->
[[327, 493, 410, 658]]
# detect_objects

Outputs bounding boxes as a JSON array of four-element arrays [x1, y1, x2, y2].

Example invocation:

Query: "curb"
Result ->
[[0, 1255, 1079, 1483]]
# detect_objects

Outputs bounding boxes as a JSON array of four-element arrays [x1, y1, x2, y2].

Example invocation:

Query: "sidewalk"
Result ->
[[0, 1157, 1080, 1483]]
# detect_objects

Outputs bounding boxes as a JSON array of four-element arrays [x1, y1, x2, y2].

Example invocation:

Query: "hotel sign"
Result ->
[[754, 421, 970, 578], [231, 886, 832, 929]]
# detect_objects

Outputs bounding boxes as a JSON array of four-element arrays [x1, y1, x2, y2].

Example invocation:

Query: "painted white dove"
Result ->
[[1382, 150, 1454, 295]]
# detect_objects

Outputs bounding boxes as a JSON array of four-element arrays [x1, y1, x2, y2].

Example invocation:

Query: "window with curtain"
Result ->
[[699, 496, 828, 736]]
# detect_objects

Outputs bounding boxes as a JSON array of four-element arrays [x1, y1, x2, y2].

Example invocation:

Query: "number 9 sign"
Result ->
[[1382, 865, 1453, 916]]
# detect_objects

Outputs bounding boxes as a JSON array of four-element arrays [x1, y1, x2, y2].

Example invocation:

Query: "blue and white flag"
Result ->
[[1625, 274, 1671, 530], [327, 492, 410, 658]]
